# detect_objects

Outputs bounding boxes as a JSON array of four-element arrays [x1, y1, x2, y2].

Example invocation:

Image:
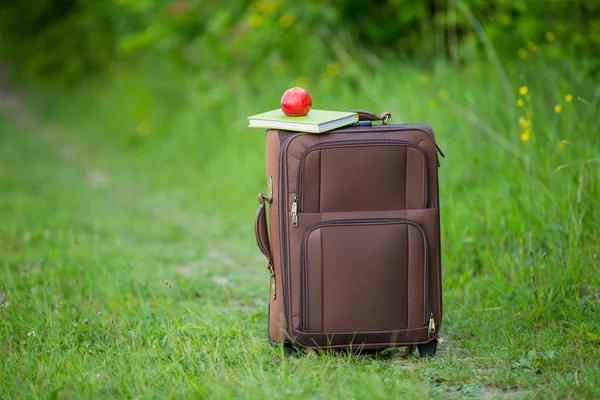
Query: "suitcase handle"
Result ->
[[255, 193, 273, 268], [347, 110, 391, 124]]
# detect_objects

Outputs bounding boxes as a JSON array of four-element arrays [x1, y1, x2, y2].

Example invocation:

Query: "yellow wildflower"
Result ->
[[518, 117, 530, 128], [248, 14, 263, 28], [554, 104, 562, 113], [519, 86, 528, 96], [516, 99, 524, 107], [565, 94, 573, 103], [527, 42, 536, 52], [518, 48, 527, 59], [546, 32, 556, 43], [279, 14, 294, 28], [326, 63, 340, 77], [520, 129, 531, 142], [258, 0, 274, 14]]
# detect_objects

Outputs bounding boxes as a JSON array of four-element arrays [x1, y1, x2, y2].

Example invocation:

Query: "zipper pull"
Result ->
[[428, 313, 436, 339], [270, 273, 276, 300], [268, 262, 276, 300], [435, 143, 445, 168], [435, 143, 445, 158], [291, 195, 298, 227]]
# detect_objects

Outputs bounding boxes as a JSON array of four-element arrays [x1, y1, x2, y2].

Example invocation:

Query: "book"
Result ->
[[248, 109, 359, 134]]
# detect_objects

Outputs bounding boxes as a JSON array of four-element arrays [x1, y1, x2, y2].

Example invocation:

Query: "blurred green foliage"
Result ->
[[0, 0, 598, 82]]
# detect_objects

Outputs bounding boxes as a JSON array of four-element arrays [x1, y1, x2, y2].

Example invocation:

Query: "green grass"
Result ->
[[1, 56, 599, 399]]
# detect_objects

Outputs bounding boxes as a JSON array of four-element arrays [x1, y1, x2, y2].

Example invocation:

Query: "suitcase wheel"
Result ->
[[283, 343, 300, 356], [417, 339, 437, 357]]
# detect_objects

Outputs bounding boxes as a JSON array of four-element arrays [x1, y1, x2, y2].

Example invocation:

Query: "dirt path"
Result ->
[[0, 69, 261, 279]]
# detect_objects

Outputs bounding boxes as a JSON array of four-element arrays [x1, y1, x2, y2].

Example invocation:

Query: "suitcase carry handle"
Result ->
[[347, 110, 391, 124], [255, 193, 273, 268], [256, 193, 277, 298]]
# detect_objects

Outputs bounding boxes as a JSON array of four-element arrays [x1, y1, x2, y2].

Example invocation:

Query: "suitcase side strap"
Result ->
[[255, 193, 273, 268]]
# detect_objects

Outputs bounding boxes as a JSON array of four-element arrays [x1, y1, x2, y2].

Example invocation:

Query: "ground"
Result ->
[[0, 62, 599, 398]]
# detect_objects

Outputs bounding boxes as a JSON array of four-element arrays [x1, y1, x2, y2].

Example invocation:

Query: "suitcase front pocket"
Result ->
[[295, 140, 428, 215], [300, 218, 429, 334]]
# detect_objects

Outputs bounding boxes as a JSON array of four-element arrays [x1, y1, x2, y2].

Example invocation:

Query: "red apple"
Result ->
[[280, 87, 312, 116]]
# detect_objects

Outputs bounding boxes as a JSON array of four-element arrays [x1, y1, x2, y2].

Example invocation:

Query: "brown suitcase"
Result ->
[[255, 111, 443, 356]]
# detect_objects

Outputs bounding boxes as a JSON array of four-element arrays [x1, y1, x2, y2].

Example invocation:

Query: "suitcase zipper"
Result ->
[[291, 195, 298, 227], [338, 123, 444, 167], [428, 312, 435, 339], [294, 139, 429, 220], [299, 217, 431, 333], [268, 262, 276, 300], [278, 133, 303, 335]]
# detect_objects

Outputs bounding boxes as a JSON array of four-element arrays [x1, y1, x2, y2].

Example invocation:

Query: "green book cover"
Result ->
[[248, 109, 358, 133]]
